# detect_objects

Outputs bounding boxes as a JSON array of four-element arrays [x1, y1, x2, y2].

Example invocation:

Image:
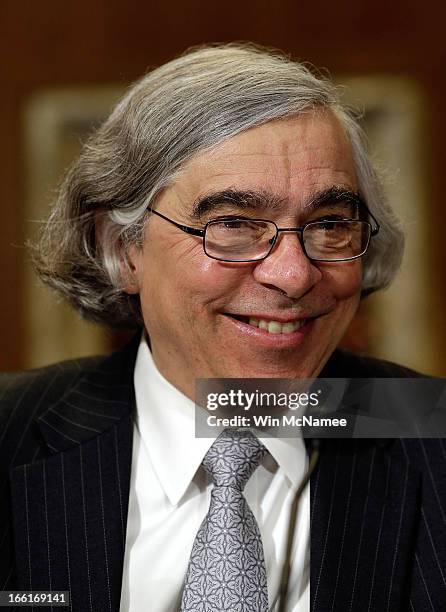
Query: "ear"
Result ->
[[94, 210, 142, 295], [121, 243, 143, 295]]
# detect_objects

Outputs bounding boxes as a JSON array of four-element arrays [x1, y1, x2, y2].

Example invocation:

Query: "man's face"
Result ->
[[127, 111, 362, 398]]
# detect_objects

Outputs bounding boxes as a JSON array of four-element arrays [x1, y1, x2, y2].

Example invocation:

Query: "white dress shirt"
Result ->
[[120, 335, 310, 611]]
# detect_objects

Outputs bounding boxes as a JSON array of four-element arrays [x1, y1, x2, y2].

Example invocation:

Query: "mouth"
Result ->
[[225, 314, 312, 335]]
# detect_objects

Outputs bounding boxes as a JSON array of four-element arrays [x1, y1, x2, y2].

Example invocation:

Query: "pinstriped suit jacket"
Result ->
[[1, 337, 446, 611]]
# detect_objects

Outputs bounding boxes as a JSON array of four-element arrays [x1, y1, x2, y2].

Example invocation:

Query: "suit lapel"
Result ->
[[9, 340, 425, 611], [310, 439, 420, 612], [10, 340, 137, 612]]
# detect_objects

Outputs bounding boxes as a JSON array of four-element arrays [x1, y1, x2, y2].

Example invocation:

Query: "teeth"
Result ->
[[248, 317, 306, 334], [281, 322, 296, 334], [268, 321, 282, 334]]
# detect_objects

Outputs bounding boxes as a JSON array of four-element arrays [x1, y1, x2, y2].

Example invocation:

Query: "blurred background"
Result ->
[[1, 0, 445, 376]]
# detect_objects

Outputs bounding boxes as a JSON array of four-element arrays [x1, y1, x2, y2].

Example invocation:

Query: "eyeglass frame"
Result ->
[[148, 195, 380, 263]]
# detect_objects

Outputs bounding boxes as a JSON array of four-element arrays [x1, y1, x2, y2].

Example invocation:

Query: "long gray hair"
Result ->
[[34, 43, 404, 328]]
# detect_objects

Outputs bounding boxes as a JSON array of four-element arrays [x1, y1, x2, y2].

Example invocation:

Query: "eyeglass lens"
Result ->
[[204, 219, 371, 262]]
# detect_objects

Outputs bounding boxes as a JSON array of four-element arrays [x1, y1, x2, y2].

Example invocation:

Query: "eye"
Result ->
[[312, 215, 348, 229], [222, 220, 245, 230], [317, 214, 347, 221], [309, 200, 359, 222], [213, 215, 251, 222], [211, 217, 260, 230]]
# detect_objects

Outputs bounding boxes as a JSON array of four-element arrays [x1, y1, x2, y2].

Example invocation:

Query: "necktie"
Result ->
[[180, 429, 269, 611]]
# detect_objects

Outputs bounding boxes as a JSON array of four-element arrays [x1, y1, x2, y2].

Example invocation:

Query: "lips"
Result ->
[[226, 314, 312, 335]]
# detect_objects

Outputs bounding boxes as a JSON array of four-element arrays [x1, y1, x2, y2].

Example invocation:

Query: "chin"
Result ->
[[225, 356, 317, 380]]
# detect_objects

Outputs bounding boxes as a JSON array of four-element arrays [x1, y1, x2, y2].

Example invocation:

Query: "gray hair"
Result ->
[[34, 43, 404, 328]]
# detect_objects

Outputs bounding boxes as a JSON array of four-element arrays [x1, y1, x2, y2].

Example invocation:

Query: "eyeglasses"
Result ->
[[149, 199, 380, 263]]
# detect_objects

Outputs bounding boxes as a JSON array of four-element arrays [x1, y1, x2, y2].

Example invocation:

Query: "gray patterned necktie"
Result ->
[[180, 429, 269, 612]]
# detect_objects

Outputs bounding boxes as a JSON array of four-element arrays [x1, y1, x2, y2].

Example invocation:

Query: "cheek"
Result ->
[[142, 239, 245, 321], [180, 261, 248, 314], [322, 261, 362, 301]]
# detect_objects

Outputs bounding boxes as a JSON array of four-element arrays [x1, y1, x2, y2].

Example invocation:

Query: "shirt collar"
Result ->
[[258, 435, 307, 488], [134, 335, 213, 505], [134, 334, 307, 504]]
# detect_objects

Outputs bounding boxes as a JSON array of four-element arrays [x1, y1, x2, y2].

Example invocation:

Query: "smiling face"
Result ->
[[126, 110, 362, 398]]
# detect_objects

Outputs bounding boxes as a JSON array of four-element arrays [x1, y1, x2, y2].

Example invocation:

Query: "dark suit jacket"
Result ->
[[1, 338, 445, 611]]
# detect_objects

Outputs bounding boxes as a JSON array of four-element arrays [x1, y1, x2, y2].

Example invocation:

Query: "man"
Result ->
[[1, 44, 445, 611]]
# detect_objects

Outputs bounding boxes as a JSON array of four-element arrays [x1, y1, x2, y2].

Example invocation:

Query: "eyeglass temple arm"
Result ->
[[149, 209, 205, 237], [360, 201, 380, 235]]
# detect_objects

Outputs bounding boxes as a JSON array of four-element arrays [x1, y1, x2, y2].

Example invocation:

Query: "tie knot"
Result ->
[[202, 429, 267, 490]]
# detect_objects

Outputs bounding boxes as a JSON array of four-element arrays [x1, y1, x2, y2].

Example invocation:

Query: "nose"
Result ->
[[252, 232, 322, 299]]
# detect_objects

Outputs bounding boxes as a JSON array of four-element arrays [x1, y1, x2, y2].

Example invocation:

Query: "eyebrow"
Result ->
[[304, 185, 365, 211], [190, 185, 364, 219], [191, 189, 285, 219]]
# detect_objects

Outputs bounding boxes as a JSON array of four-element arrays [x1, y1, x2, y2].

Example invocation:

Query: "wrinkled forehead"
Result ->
[[164, 110, 358, 217]]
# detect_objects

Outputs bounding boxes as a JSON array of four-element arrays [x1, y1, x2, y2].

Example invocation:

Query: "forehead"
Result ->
[[165, 110, 357, 213]]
